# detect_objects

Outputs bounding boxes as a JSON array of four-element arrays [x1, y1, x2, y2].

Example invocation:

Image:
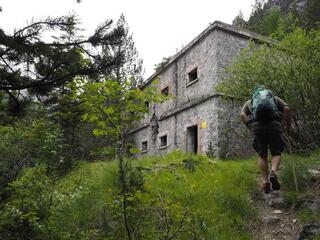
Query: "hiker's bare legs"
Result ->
[[271, 155, 281, 173], [270, 155, 281, 190], [258, 156, 269, 183]]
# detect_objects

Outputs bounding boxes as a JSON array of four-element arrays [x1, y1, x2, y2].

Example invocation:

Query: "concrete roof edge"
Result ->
[[140, 20, 272, 89]]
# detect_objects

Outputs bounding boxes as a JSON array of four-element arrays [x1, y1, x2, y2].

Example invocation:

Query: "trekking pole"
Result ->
[[284, 131, 299, 193]]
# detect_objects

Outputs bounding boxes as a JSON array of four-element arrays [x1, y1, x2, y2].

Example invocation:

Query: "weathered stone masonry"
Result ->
[[130, 21, 268, 158]]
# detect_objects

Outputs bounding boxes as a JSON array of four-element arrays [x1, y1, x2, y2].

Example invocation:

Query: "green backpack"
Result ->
[[251, 87, 278, 122]]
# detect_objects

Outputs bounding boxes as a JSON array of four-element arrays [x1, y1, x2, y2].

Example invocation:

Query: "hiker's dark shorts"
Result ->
[[252, 129, 285, 158]]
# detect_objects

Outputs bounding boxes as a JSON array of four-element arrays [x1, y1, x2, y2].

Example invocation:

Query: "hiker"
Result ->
[[240, 87, 291, 194]]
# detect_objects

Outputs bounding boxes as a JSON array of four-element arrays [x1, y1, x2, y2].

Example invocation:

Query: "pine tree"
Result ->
[[106, 14, 144, 88], [0, 14, 127, 111], [247, 0, 266, 33], [302, 0, 320, 30], [232, 11, 248, 29]]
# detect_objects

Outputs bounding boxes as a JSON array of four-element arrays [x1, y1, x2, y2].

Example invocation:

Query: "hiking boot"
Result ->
[[262, 182, 271, 194], [269, 170, 281, 191]]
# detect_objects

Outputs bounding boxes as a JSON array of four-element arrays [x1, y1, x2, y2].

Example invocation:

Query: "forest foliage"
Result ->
[[233, 0, 320, 36]]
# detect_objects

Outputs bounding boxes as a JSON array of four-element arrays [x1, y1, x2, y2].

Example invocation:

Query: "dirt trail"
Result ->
[[250, 189, 302, 240], [250, 168, 320, 240]]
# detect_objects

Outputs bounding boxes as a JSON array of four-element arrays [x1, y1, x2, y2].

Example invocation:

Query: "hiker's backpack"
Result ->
[[251, 88, 278, 122]]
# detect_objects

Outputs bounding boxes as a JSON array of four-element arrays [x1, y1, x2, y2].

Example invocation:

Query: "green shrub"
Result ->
[[0, 118, 72, 201], [280, 154, 312, 203], [0, 166, 54, 240], [47, 162, 114, 239], [206, 141, 216, 159], [182, 156, 200, 172], [298, 208, 320, 224]]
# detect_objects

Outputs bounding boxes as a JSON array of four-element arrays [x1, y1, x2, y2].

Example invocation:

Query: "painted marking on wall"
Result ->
[[201, 121, 207, 129]]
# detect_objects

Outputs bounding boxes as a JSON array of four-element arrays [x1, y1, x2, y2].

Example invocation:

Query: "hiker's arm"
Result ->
[[283, 106, 291, 131], [240, 111, 253, 130], [240, 101, 253, 130], [276, 97, 291, 131]]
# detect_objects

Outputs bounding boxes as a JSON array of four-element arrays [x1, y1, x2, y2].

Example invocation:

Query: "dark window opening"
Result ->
[[141, 141, 148, 152], [161, 86, 169, 97], [187, 125, 198, 153], [145, 101, 150, 112], [188, 68, 198, 84], [160, 135, 167, 148]]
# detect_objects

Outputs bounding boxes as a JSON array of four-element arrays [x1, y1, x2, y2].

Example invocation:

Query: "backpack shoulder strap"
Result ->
[[273, 96, 280, 110], [247, 100, 253, 114]]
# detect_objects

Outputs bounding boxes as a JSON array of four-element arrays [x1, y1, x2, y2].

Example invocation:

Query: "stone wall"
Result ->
[[175, 30, 218, 107], [216, 98, 254, 158], [131, 22, 262, 158], [174, 97, 220, 154], [131, 97, 221, 156], [214, 29, 254, 158]]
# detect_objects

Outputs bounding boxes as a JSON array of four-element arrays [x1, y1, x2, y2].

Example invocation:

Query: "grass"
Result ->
[[50, 162, 114, 237], [44, 149, 320, 239], [279, 150, 320, 228], [50, 151, 259, 239], [144, 158, 258, 239], [279, 149, 320, 204]]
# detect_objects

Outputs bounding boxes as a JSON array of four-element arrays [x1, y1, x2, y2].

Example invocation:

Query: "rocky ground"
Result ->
[[250, 168, 320, 240]]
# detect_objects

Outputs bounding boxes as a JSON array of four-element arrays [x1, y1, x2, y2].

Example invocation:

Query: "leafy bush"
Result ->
[[0, 119, 67, 200], [46, 162, 115, 239], [0, 125, 30, 200], [0, 166, 54, 240]]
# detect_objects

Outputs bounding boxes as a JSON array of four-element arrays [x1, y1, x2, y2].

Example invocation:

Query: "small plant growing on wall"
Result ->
[[182, 157, 200, 172], [206, 141, 216, 159]]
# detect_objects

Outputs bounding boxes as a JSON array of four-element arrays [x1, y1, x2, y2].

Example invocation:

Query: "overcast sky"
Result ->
[[0, 0, 255, 78]]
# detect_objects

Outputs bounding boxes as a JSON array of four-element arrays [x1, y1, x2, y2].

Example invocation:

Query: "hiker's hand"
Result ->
[[284, 124, 291, 133], [246, 120, 253, 131]]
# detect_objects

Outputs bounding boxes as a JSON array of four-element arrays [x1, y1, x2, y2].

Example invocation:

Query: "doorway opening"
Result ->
[[187, 125, 198, 153]]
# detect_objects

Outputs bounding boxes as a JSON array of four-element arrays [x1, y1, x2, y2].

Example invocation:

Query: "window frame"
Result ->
[[161, 86, 169, 96], [141, 140, 148, 153], [159, 135, 168, 149], [160, 86, 169, 102], [145, 101, 150, 114], [186, 67, 199, 87]]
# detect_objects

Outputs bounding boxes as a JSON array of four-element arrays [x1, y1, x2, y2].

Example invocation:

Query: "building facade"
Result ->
[[130, 21, 268, 158]]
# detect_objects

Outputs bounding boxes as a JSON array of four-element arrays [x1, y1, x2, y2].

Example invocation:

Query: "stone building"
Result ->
[[130, 21, 268, 158]]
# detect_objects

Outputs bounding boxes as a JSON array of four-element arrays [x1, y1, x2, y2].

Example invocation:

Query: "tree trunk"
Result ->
[[117, 136, 132, 240]]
